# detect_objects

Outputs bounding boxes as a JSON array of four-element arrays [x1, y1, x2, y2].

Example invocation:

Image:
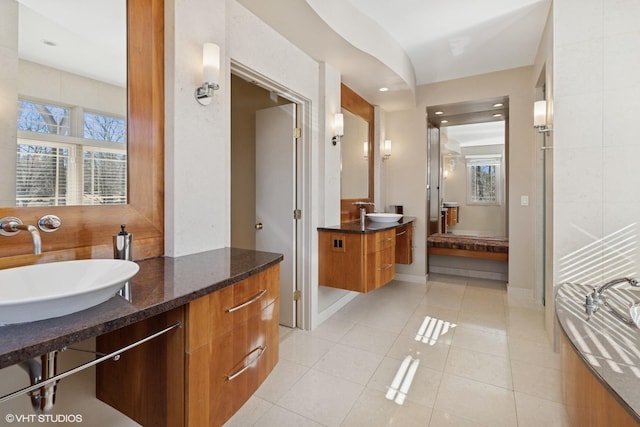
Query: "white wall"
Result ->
[[553, 1, 640, 287], [384, 108, 428, 280], [0, 0, 18, 206], [386, 67, 536, 292], [164, 0, 228, 257], [165, 0, 343, 329]]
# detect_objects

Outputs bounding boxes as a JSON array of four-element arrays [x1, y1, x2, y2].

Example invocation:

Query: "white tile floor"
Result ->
[[225, 275, 570, 427]]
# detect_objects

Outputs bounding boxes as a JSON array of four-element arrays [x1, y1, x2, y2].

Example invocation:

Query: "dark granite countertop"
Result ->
[[0, 247, 283, 369], [317, 216, 415, 234], [556, 282, 640, 421]]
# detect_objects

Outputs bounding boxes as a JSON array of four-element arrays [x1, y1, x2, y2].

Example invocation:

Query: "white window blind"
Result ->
[[16, 141, 69, 206], [83, 149, 127, 205]]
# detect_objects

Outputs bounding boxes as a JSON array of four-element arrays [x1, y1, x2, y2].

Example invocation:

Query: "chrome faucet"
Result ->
[[585, 277, 639, 324], [0, 215, 61, 255], [352, 202, 375, 226]]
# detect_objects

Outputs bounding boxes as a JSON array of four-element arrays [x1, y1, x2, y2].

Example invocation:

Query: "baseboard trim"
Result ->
[[428, 265, 507, 281], [316, 291, 359, 328], [394, 273, 427, 284]]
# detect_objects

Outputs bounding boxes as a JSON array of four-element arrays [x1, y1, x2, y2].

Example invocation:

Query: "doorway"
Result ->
[[230, 71, 303, 328], [426, 97, 509, 278]]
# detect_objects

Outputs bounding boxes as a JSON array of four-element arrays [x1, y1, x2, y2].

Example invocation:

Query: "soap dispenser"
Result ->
[[113, 224, 133, 261]]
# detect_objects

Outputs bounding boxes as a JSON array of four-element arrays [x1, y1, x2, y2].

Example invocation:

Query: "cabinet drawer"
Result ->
[[367, 229, 395, 253], [376, 247, 395, 286], [187, 264, 280, 350], [187, 299, 279, 426]]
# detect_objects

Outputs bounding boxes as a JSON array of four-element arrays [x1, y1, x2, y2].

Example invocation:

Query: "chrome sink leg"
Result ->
[[18, 351, 58, 414]]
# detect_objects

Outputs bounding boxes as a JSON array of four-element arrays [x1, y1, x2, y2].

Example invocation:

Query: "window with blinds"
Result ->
[[83, 149, 127, 205], [15, 99, 127, 206], [466, 155, 502, 205], [16, 142, 69, 206]]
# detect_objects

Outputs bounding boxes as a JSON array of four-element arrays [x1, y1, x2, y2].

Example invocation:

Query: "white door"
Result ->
[[255, 104, 297, 327]]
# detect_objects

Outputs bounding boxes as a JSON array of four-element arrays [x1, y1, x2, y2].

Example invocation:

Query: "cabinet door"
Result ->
[[318, 231, 365, 292], [395, 223, 413, 265]]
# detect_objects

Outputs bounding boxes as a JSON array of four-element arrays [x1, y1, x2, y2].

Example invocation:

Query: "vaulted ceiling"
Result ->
[[239, 0, 551, 110]]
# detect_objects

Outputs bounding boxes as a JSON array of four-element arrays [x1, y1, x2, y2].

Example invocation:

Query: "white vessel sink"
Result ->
[[366, 213, 403, 223], [0, 259, 139, 325]]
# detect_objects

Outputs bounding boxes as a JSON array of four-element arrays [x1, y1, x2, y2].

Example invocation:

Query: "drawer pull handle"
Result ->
[[226, 346, 267, 381], [382, 237, 393, 242], [380, 264, 393, 271], [396, 230, 407, 237], [226, 289, 267, 313]]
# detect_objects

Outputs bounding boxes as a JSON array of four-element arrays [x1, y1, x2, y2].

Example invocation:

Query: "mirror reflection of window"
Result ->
[[441, 121, 506, 237], [340, 109, 369, 199], [466, 155, 502, 205], [16, 99, 127, 206], [1, 0, 127, 207]]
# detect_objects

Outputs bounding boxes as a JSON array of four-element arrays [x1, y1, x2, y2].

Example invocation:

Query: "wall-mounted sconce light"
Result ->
[[195, 43, 220, 106], [363, 141, 369, 160], [332, 113, 344, 145], [382, 139, 392, 161], [534, 100, 552, 133]]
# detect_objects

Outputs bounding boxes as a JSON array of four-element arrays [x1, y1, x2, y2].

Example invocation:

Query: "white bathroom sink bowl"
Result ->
[[366, 213, 403, 223], [0, 259, 139, 325]]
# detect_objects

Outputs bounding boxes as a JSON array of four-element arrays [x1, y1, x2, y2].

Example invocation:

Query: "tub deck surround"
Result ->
[[318, 216, 416, 233], [556, 282, 640, 424], [0, 248, 283, 369]]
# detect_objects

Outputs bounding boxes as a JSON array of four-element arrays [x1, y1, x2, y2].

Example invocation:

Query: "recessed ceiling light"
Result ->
[[441, 120, 449, 124], [435, 111, 444, 115], [493, 113, 503, 118], [493, 103, 503, 108], [41, 39, 57, 47], [379, 87, 389, 92]]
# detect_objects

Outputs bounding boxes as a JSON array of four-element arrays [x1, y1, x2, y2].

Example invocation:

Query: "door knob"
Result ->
[[255, 223, 263, 230]]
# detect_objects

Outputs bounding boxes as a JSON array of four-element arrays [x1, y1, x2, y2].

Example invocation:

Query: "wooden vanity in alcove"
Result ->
[[318, 218, 414, 293]]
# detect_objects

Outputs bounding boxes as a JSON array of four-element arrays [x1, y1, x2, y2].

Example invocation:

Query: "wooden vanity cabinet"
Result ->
[[446, 206, 459, 226], [395, 223, 413, 265], [560, 328, 639, 426], [185, 265, 280, 426], [319, 228, 395, 293], [96, 264, 280, 427]]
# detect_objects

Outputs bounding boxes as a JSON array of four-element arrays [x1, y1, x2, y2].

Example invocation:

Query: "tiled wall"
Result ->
[[554, 0, 640, 287]]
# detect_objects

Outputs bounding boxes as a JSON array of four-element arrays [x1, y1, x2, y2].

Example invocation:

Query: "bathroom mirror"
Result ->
[[340, 83, 374, 204], [0, 0, 127, 207], [340, 109, 369, 198], [0, 0, 164, 262]]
